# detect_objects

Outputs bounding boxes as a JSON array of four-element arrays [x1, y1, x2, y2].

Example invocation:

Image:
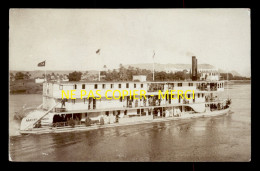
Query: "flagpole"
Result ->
[[45, 60, 47, 83], [227, 69, 229, 99], [99, 70, 100, 81], [153, 63, 154, 81], [96, 49, 101, 81], [153, 51, 155, 81]]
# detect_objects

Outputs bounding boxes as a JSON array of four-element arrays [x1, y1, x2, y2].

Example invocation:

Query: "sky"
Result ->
[[9, 9, 251, 77]]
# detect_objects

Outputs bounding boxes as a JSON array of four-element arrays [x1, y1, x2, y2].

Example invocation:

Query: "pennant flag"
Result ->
[[38, 61, 45, 67], [96, 49, 101, 55]]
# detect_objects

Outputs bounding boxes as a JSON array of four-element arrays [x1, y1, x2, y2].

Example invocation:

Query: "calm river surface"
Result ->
[[9, 82, 251, 161]]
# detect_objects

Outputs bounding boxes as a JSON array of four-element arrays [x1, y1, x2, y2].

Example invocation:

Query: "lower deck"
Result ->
[[20, 107, 231, 135]]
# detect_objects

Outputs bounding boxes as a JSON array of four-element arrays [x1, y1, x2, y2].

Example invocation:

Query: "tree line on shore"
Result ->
[[219, 73, 250, 80], [9, 72, 69, 81], [10, 65, 250, 82]]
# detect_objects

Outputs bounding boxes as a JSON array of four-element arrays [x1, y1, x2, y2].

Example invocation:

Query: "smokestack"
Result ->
[[192, 56, 197, 81]]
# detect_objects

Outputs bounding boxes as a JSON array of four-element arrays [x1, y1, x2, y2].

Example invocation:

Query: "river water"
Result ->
[[9, 82, 251, 161]]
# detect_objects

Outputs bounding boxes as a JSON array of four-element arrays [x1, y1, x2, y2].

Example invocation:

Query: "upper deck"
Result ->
[[43, 80, 225, 99]]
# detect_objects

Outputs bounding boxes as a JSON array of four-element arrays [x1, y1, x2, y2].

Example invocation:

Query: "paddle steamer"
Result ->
[[19, 56, 231, 134]]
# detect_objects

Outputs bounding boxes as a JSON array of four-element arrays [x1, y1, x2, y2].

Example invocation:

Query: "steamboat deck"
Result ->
[[20, 107, 231, 135]]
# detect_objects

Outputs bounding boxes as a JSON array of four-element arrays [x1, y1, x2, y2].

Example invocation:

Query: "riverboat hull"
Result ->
[[19, 107, 231, 135]]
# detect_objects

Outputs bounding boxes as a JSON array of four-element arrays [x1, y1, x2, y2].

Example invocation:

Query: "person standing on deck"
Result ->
[[61, 99, 65, 108]]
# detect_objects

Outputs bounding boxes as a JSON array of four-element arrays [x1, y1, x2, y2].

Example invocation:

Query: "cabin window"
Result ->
[[74, 84, 77, 89], [94, 84, 98, 89], [102, 84, 106, 89], [178, 83, 182, 87], [141, 84, 143, 88], [119, 96, 123, 102], [118, 84, 121, 88], [82, 84, 85, 89], [198, 93, 200, 98], [105, 111, 109, 116], [111, 84, 114, 88], [189, 83, 193, 86], [188, 94, 190, 99], [126, 83, 129, 88], [59, 85, 63, 90], [137, 109, 140, 114], [72, 99, 76, 104], [134, 84, 136, 88], [202, 94, 204, 98]]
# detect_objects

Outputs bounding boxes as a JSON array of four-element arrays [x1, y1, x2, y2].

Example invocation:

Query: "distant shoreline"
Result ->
[[10, 92, 42, 95]]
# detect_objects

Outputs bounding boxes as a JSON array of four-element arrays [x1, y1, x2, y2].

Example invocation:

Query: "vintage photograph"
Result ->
[[9, 9, 251, 162]]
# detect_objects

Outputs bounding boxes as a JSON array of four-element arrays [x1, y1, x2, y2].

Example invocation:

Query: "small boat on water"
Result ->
[[19, 56, 232, 135]]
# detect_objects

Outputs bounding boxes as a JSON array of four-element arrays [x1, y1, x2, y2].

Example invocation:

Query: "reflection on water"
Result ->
[[9, 83, 251, 161]]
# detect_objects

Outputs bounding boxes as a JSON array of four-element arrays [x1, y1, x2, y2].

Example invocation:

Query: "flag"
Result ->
[[152, 51, 155, 60], [96, 49, 101, 55], [38, 61, 45, 67]]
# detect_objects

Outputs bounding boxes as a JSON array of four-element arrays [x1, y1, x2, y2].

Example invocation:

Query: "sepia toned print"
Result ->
[[9, 9, 250, 161]]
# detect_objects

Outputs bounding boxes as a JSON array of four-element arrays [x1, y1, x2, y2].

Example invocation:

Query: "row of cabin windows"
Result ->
[[209, 73, 217, 76], [59, 83, 191, 90], [177, 83, 193, 87], [69, 93, 205, 104], [186, 93, 204, 99], [60, 83, 144, 90], [94, 83, 143, 89], [59, 82, 221, 90], [64, 93, 206, 108], [137, 109, 145, 114], [197, 93, 204, 98], [104, 110, 142, 116], [218, 83, 224, 88], [177, 83, 182, 87], [203, 73, 217, 76]]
